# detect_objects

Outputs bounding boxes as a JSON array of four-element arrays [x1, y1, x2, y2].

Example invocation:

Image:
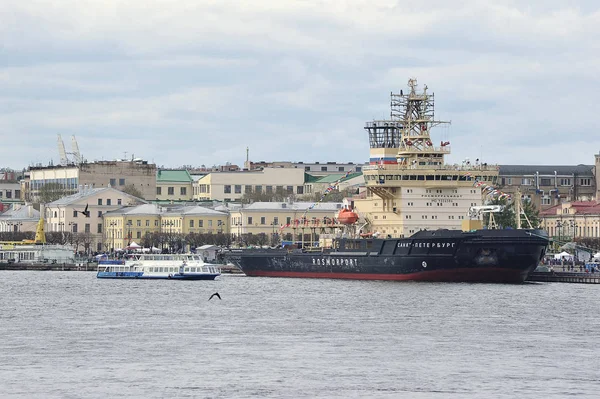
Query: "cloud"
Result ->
[[1, 0, 600, 170]]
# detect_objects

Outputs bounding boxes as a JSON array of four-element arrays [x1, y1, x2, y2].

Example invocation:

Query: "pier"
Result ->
[[527, 271, 600, 284]]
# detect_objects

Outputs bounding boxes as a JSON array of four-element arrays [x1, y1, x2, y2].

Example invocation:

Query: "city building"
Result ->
[[0, 204, 40, 233], [497, 164, 596, 211], [24, 159, 157, 202], [194, 167, 306, 202], [45, 187, 146, 253], [102, 204, 229, 251], [539, 201, 600, 242], [156, 170, 194, 201], [102, 204, 163, 251], [160, 206, 229, 235], [247, 160, 367, 176], [228, 200, 344, 245], [0, 182, 21, 203]]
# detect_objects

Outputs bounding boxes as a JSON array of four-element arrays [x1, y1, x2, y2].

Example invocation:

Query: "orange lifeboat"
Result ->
[[337, 208, 359, 225]]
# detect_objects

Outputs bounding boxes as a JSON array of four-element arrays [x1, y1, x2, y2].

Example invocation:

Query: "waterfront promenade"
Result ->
[[527, 271, 600, 284]]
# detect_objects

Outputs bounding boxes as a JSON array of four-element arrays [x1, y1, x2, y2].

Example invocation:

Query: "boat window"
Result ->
[[366, 240, 373, 249]]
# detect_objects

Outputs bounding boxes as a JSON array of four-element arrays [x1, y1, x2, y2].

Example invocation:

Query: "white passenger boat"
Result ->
[[96, 253, 221, 280]]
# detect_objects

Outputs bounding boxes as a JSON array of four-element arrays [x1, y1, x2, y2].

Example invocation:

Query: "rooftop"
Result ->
[[241, 201, 343, 211], [157, 170, 193, 183], [499, 165, 594, 176]]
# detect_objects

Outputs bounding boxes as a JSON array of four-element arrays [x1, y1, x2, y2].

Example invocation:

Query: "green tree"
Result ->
[[38, 183, 68, 203], [483, 197, 540, 229]]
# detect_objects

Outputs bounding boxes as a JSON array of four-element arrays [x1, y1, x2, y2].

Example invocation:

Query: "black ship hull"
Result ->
[[226, 229, 549, 283]]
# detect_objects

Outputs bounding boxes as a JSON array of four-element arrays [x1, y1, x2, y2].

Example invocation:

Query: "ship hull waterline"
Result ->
[[226, 229, 549, 284]]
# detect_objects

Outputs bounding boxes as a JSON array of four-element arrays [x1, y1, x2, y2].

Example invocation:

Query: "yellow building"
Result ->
[[539, 201, 600, 242], [102, 204, 162, 251], [156, 170, 194, 201], [46, 187, 146, 253], [102, 204, 229, 251], [194, 167, 306, 202], [228, 201, 343, 245]]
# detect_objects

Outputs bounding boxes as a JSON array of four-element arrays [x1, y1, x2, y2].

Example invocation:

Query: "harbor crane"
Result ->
[[468, 205, 502, 229], [57, 134, 82, 165]]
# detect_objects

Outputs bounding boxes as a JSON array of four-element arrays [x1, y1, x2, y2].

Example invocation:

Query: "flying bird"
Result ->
[[208, 292, 221, 301], [75, 204, 90, 217]]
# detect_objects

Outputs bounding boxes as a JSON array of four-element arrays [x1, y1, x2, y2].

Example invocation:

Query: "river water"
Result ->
[[0, 271, 599, 398]]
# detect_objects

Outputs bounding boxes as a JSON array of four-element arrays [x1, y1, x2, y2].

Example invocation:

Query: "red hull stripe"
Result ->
[[244, 267, 529, 283]]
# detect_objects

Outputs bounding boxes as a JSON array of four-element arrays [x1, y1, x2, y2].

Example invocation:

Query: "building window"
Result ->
[[72, 223, 78, 233], [97, 211, 102, 217], [224, 185, 232, 194], [97, 224, 102, 233], [180, 187, 187, 195], [119, 178, 125, 186], [190, 220, 194, 228], [260, 217, 266, 225], [321, 166, 327, 171], [73, 210, 78, 217], [245, 185, 252, 193], [137, 231, 141, 239], [208, 220, 212, 227], [276, 186, 284, 194], [266, 186, 273, 194], [338, 167, 344, 172], [522, 178, 531, 185], [136, 220, 141, 227], [199, 220, 204, 227], [305, 166, 310, 171], [85, 223, 90, 233], [235, 185, 242, 194], [286, 186, 293, 194], [297, 186, 304, 194], [157, 187, 162, 195], [168, 187, 174, 195], [274, 217, 279, 225], [146, 220, 150, 227], [107, 199, 111, 206], [560, 178, 571, 186], [541, 196, 551, 205], [540, 178, 552, 186], [110, 178, 116, 186], [286, 217, 291, 224], [581, 178, 591, 186], [255, 185, 262, 193], [356, 166, 362, 172], [98, 199, 103, 205], [118, 199, 122, 205], [248, 217, 253, 225]]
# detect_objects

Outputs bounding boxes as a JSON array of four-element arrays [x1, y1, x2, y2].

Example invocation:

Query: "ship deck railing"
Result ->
[[363, 164, 499, 172]]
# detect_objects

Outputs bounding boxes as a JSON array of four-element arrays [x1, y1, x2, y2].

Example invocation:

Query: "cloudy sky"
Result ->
[[2, 0, 599, 170]]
